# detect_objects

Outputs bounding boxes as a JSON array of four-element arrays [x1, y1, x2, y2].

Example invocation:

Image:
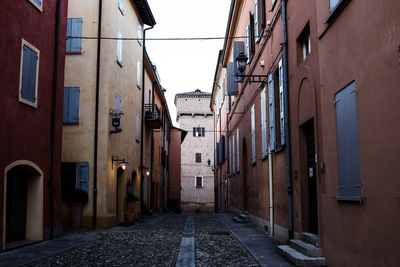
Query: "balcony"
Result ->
[[145, 104, 162, 129]]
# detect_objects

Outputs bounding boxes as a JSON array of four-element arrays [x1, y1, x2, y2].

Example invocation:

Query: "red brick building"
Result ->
[[0, 0, 67, 249]]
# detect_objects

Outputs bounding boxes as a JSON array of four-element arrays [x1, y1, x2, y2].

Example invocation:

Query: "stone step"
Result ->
[[289, 239, 322, 257], [302, 232, 320, 247], [277, 245, 326, 267], [238, 213, 250, 220], [232, 216, 250, 223]]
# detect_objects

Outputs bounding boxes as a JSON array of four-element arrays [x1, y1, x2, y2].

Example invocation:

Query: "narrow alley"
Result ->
[[0, 213, 292, 267]]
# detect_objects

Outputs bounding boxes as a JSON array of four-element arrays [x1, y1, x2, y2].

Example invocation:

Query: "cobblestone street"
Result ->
[[0, 213, 293, 267]]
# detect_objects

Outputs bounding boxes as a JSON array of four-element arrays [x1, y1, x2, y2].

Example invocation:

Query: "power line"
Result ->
[[66, 35, 266, 41]]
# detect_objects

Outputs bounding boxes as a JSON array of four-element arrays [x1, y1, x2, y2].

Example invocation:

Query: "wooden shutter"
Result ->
[[193, 127, 196, 136], [71, 18, 82, 53], [330, 0, 340, 11], [21, 45, 38, 102], [66, 18, 72, 52], [278, 59, 285, 146], [216, 143, 220, 165], [335, 82, 361, 198], [254, 0, 259, 42], [259, 0, 266, 30], [251, 105, 256, 164], [115, 94, 121, 112], [233, 41, 245, 78], [34, 0, 42, 6], [63, 88, 69, 122], [261, 88, 267, 157], [76, 162, 89, 192], [202, 127, 205, 137], [227, 62, 238, 96], [70, 87, 80, 122], [221, 135, 226, 162], [249, 13, 255, 56], [268, 74, 276, 151]]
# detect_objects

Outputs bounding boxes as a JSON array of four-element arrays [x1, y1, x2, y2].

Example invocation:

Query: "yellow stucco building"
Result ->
[[62, 0, 155, 228]]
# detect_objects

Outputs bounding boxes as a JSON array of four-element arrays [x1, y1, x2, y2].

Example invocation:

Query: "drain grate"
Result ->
[[208, 231, 230, 236]]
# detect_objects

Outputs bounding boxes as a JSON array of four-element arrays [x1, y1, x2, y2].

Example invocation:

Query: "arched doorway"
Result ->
[[4, 161, 43, 249], [242, 139, 249, 212]]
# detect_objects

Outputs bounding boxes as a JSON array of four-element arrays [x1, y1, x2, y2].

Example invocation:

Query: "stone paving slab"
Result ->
[[220, 213, 294, 267]]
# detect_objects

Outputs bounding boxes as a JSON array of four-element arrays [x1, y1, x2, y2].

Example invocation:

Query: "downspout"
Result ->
[[212, 107, 216, 212], [93, 0, 103, 229], [218, 108, 222, 213], [268, 145, 274, 236], [161, 111, 166, 211], [49, 0, 62, 239], [281, 0, 294, 239], [140, 25, 154, 216]]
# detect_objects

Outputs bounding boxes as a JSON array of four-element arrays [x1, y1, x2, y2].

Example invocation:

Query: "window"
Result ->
[[66, 18, 82, 53], [297, 23, 311, 62], [28, 0, 42, 11], [137, 60, 142, 88], [236, 128, 240, 172], [335, 81, 361, 200], [19, 40, 39, 107], [195, 176, 203, 188], [260, 88, 268, 158], [195, 153, 202, 163], [61, 162, 89, 199], [138, 23, 143, 46], [115, 94, 122, 112], [118, 0, 125, 14], [251, 104, 256, 164], [268, 59, 285, 151], [193, 127, 205, 137], [63, 87, 80, 124], [116, 31, 123, 66], [135, 112, 141, 142], [330, 0, 341, 12]]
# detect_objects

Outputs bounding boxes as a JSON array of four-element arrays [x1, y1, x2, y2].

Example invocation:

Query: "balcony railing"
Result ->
[[145, 104, 162, 129]]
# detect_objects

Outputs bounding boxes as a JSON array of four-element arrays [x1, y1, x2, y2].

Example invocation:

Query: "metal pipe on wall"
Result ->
[[281, 0, 294, 239], [268, 145, 274, 236]]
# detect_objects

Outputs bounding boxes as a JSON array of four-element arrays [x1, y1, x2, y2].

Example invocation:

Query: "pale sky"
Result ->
[[146, 0, 231, 126]]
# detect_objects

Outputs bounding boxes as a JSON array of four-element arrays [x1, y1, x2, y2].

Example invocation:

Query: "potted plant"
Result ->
[[125, 192, 139, 225], [69, 188, 88, 229]]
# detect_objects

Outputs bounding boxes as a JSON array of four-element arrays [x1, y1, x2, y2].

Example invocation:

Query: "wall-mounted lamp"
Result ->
[[112, 156, 128, 170], [146, 170, 150, 177], [235, 52, 268, 84]]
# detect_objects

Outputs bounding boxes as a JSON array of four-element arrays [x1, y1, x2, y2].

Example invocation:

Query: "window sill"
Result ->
[[319, 0, 351, 39], [261, 154, 268, 161], [63, 122, 79, 125], [19, 98, 37, 109], [336, 196, 364, 204], [28, 0, 43, 12], [326, 0, 351, 24], [67, 51, 82, 55]]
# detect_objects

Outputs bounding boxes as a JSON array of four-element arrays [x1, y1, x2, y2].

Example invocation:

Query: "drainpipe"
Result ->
[[92, 0, 103, 229], [268, 145, 274, 236], [49, 0, 62, 239], [281, 0, 294, 239], [140, 25, 154, 216]]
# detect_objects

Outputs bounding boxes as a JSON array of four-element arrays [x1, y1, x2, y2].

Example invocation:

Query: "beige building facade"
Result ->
[[175, 90, 214, 212], [62, 0, 155, 228]]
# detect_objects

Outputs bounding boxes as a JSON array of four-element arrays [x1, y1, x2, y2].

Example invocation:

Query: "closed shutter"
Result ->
[[233, 41, 244, 78], [278, 59, 285, 146], [63, 87, 80, 123], [193, 127, 196, 136], [216, 143, 220, 165], [221, 135, 226, 162], [236, 128, 240, 171], [21, 45, 38, 102], [251, 104, 256, 164], [76, 162, 89, 192], [268, 74, 276, 151], [202, 127, 205, 137], [227, 62, 238, 96], [34, 0, 42, 6], [249, 13, 255, 56], [330, 0, 340, 11], [67, 18, 82, 53], [259, 0, 266, 30], [254, 0, 259, 42], [261, 88, 267, 157], [335, 82, 361, 198]]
